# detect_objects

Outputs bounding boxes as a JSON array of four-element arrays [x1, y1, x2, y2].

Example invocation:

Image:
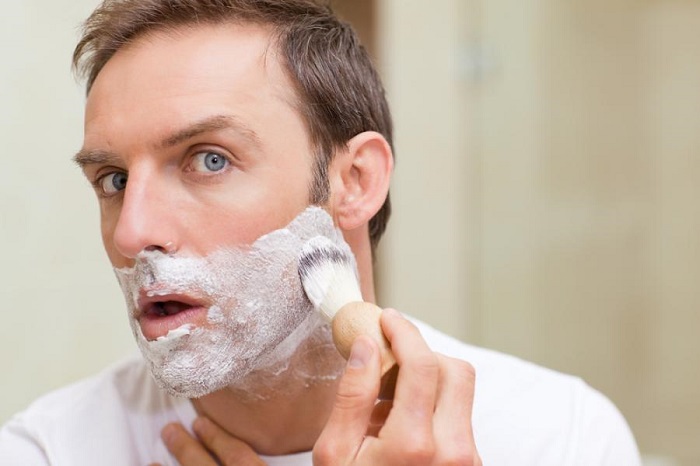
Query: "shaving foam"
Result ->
[[114, 207, 353, 398], [154, 324, 194, 353]]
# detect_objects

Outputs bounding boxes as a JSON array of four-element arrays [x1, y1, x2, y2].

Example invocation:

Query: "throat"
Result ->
[[193, 372, 340, 455], [190, 340, 345, 456]]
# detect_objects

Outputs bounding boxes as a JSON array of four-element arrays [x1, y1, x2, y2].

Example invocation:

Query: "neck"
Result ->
[[192, 329, 346, 455]]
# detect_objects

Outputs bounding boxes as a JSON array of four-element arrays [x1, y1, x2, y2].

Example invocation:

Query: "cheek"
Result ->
[[101, 233, 122, 267], [186, 173, 313, 249], [188, 201, 305, 250]]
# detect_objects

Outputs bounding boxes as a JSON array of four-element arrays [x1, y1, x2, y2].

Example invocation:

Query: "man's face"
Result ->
[[79, 24, 317, 342]]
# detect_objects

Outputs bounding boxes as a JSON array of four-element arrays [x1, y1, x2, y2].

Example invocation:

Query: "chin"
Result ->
[[130, 310, 328, 399]]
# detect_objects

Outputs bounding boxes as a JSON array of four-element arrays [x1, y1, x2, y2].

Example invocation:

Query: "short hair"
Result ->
[[73, 0, 393, 250]]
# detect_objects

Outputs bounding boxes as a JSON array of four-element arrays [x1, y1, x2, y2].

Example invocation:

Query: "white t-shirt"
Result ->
[[0, 320, 641, 466]]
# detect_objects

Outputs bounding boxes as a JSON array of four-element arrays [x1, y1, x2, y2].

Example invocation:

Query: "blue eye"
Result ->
[[99, 172, 127, 195], [193, 151, 229, 173]]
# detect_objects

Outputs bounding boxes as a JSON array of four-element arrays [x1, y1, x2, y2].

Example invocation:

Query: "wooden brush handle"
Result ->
[[331, 301, 398, 399]]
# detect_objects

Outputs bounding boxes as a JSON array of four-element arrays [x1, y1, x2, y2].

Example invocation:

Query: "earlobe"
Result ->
[[330, 131, 393, 232]]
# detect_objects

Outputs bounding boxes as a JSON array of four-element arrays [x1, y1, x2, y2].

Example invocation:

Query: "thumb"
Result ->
[[314, 336, 381, 464]]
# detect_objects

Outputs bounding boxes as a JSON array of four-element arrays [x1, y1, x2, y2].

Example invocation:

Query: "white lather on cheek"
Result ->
[[113, 206, 354, 398], [207, 305, 225, 324]]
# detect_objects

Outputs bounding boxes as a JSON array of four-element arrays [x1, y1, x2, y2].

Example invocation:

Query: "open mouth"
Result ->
[[138, 291, 205, 317], [148, 301, 195, 317], [136, 291, 209, 341]]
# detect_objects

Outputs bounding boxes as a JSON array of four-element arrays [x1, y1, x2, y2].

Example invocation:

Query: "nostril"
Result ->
[[143, 242, 177, 254]]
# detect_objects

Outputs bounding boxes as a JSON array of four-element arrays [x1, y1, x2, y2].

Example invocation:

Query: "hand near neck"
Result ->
[[157, 310, 482, 466]]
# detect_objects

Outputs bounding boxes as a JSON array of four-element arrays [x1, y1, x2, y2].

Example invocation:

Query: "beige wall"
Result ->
[[476, 0, 651, 435], [641, 3, 700, 461], [0, 0, 135, 424], [375, 0, 473, 341], [375, 1, 700, 464]]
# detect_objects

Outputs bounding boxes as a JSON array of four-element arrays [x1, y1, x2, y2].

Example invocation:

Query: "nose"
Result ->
[[111, 170, 179, 259]]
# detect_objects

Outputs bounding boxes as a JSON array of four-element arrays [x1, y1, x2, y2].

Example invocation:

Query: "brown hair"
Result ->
[[73, 0, 393, 250]]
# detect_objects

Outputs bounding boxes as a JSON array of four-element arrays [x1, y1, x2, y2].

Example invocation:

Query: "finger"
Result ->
[[379, 309, 439, 440], [313, 336, 381, 465], [192, 417, 265, 466], [161, 423, 217, 466], [433, 355, 480, 463]]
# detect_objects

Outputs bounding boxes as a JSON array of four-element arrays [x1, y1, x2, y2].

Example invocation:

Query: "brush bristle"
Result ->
[[298, 236, 362, 320]]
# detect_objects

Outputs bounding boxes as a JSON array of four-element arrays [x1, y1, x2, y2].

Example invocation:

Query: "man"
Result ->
[[0, 0, 640, 465]]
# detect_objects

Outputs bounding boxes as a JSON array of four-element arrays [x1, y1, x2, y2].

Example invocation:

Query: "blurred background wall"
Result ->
[[338, 1, 699, 464], [0, 0, 134, 424], [1, 1, 698, 465]]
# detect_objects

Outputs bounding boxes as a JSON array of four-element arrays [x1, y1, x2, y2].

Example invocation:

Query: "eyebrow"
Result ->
[[73, 114, 261, 168], [73, 148, 122, 169], [159, 114, 262, 149]]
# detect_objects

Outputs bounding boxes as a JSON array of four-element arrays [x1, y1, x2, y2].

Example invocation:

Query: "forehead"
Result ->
[[84, 23, 301, 145]]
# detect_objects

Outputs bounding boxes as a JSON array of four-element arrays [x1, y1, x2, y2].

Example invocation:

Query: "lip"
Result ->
[[136, 289, 210, 341], [136, 289, 207, 317]]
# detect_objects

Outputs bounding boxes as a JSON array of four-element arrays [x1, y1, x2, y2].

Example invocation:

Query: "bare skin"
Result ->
[[79, 22, 481, 465], [155, 311, 481, 466]]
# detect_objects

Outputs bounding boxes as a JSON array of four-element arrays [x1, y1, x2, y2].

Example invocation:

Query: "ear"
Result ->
[[328, 131, 394, 231]]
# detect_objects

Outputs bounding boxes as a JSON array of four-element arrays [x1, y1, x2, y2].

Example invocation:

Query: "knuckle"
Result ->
[[442, 356, 475, 376], [334, 376, 374, 411], [312, 441, 337, 466], [408, 352, 440, 378], [399, 315, 420, 332], [220, 448, 238, 465], [333, 386, 370, 412], [437, 450, 479, 466], [397, 435, 435, 464], [458, 360, 476, 380], [444, 358, 476, 387], [195, 429, 215, 447]]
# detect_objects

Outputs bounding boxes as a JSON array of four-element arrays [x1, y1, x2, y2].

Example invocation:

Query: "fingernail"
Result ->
[[348, 337, 372, 368], [161, 424, 177, 446]]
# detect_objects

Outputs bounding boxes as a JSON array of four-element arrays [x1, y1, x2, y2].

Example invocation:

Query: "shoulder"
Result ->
[[7, 355, 150, 426], [0, 355, 188, 465], [412, 318, 641, 466]]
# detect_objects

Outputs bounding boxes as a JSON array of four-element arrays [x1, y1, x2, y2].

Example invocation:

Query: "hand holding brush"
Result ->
[[298, 236, 398, 399]]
